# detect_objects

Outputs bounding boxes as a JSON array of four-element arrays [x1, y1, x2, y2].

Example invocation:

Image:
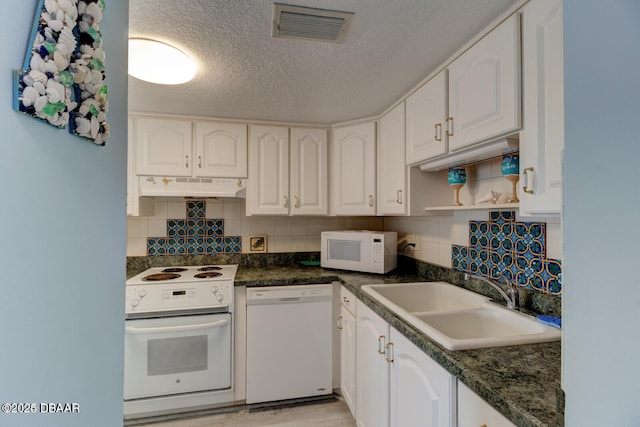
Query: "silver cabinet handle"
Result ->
[[337, 315, 343, 330], [385, 342, 394, 363], [283, 195, 289, 208], [294, 195, 300, 209], [185, 155, 189, 168], [198, 155, 202, 168], [396, 189, 403, 204], [378, 335, 386, 355], [446, 117, 454, 136], [434, 123, 442, 141], [522, 167, 535, 194], [368, 194, 374, 207]]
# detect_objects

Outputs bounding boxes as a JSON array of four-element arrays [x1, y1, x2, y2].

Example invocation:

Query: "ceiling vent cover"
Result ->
[[272, 3, 354, 43]]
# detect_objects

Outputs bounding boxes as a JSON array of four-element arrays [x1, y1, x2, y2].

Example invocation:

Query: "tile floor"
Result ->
[[130, 399, 355, 427]]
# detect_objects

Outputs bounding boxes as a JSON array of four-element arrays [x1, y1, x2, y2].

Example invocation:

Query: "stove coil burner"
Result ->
[[142, 273, 181, 281], [194, 272, 223, 279], [198, 266, 223, 272], [162, 268, 188, 273]]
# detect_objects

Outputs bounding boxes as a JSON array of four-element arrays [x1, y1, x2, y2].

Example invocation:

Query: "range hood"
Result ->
[[418, 137, 519, 172], [139, 176, 246, 198]]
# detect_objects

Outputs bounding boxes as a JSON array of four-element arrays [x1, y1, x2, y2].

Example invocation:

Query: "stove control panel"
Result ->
[[125, 281, 234, 313]]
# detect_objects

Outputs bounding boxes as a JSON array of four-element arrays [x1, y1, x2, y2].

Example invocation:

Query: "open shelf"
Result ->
[[424, 203, 519, 212]]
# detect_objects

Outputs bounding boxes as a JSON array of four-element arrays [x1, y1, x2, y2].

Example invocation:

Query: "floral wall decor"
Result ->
[[13, 0, 110, 145]]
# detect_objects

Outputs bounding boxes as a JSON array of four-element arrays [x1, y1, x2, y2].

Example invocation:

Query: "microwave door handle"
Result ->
[[125, 318, 229, 334]]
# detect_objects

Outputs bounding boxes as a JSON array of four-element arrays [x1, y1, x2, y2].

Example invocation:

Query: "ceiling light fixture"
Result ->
[[128, 38, 197, 85]]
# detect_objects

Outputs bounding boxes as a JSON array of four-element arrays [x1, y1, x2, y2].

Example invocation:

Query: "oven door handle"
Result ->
[[125, 318, 229, 334]]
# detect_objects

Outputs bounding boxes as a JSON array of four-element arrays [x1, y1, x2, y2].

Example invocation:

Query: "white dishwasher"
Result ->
[[246, 284, 333, 404]]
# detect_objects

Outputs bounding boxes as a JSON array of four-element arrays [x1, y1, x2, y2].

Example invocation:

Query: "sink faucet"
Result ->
[[464, 273, 520, 310]]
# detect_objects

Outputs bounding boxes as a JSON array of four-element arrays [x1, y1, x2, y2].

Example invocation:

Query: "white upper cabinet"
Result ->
[[378, 103, 407, 215], [448, 13, 521, 151], [135, 117, 192, 176], [331, 122, 377, 216], [194, 122, 248, 178], [519, 0, 563, 216], [290, 128, 328, 215], [134, 116, 247, 178], [405, 70, 448, 164], [246, 125, 290, 215], [246, 126, 328, 216]]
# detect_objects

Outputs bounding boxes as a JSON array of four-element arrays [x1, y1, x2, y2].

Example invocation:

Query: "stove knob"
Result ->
[[131, 298, 140, 307], [216, 294, 224, 302], [211, 286, 218, 294], [138, 290, 147, 298]]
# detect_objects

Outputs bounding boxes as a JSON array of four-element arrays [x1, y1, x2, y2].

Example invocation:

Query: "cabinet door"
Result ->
[[458, 381, 515, 427], [246, 125, 289, 215], [290, 128, 328, 215], [135, 117, 192, 176], [377, 103, 407, 215], [405, 71, 448, 164], [356, 301, 389, 427], [389, 329, 454, 427], [448, 14, 521, 151], [340, 303, 357, 418], [519, 0, 563, 216], [332, 122, 376, 216], [194, 122, 247, 178]]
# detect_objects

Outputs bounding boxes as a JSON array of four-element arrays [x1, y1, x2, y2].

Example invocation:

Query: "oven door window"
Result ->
[[148, 335, 207, 375]]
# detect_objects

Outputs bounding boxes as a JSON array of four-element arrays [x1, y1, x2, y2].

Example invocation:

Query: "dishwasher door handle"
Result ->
[[279, 297, 302, 302]]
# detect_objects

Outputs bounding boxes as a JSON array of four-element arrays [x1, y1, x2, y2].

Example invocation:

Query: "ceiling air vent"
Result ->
[[272, 3, 354, 43]]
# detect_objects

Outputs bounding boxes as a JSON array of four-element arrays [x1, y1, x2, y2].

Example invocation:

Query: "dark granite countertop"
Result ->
[[234, 264, 562, 427]]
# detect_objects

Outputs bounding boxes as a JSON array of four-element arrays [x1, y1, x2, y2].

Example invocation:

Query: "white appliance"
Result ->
[[138, 176, 246, 198], [246, 284, 333, 404], [321, 230, 397, 274], [124, 265, 237, 419]]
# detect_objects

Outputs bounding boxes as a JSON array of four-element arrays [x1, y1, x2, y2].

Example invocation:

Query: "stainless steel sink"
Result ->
[[362, 282, 561, 351]]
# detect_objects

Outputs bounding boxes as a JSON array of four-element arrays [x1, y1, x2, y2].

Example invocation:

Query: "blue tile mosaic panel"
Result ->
[[454, 211, 562, 297], [147, 201, 242, 256]]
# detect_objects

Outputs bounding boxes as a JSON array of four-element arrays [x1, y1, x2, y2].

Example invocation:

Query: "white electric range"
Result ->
[[124, 264, 238, 419]]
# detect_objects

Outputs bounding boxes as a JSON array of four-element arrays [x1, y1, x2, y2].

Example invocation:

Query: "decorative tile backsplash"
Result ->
[[452, 211, 562, 297], [147, 201, 242, 256]]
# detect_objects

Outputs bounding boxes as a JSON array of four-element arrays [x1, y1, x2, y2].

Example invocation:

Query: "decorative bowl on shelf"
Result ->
[[447, 167, 467, 206], [501, 154, 520, 202]]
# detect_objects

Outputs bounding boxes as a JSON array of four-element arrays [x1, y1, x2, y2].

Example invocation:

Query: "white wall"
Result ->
[[127, 199, 383, 256], [0, 3, 128, 427], [562, 0, 640, 424]]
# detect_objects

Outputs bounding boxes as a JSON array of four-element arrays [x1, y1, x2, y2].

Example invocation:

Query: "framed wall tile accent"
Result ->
[[147, 200, 242, 256], [453, 211, 562, 297]]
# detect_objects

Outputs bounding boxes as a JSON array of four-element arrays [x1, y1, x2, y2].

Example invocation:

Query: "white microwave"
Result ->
[[321, 231, 397, 274]]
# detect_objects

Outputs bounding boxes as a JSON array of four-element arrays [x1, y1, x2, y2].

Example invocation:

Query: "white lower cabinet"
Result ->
[[355, 301, 455, 427], [389, 330, 455, 427], [457, 381, 515, 427]]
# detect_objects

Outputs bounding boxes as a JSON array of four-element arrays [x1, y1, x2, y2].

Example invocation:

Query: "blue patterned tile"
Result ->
[[469, 221, 489, 250], [166, 237, 186, 255], [187, 201, 206, 219], [224, 236, 242, 254], [469, 249, 490, 276], [167, 219, 186, 237], [147, 238, 166, 256], [490, 210, 515, 226], [206, 219, 224, 236], [452, 245, 463, 271], [514, 257, 545, 292], [187, 219, 206, 237], [545, 258, 562, 296], [489, 222, 514, 254], [489, 251, 514, 283], [186, 237, 205, 255], [514, 222, 546, 258]]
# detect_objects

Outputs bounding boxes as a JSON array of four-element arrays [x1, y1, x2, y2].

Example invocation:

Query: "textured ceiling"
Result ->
[[128, 0, 516, 125]]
